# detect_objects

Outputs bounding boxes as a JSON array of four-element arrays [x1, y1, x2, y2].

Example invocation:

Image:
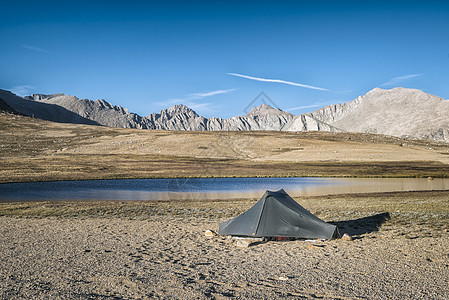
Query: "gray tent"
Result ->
[[219, 189, 337, 240]]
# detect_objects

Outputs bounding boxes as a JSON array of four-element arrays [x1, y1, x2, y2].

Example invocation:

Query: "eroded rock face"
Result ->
[[2, 87, 449, 142], [282, 115, 339, 132]]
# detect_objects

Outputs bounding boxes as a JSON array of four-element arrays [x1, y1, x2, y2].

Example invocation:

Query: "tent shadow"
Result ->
[[249, 241, 266, 247], [330, 212, 390, 237]]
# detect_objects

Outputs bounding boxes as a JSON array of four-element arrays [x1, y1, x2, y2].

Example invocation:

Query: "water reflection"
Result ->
[[288, 178, 449, 197]]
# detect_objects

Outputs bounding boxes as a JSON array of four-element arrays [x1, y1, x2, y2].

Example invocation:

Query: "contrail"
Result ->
[[21, 44, 52, 54], [227, 73, 328, 91]]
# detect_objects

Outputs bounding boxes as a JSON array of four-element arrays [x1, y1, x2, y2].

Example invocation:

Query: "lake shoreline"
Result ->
[[2, 159, 448, 184], [1, 172, 448, 185]]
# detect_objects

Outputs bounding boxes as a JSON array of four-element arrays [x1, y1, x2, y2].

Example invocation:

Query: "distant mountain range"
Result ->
[[1, 87, 448, 142]]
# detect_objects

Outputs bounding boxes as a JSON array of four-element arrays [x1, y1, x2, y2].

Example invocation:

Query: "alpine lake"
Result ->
[[1, 177, 448, 202]]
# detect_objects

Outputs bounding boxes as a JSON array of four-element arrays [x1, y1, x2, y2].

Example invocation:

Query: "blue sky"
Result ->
[[1, 1, 449, 118]]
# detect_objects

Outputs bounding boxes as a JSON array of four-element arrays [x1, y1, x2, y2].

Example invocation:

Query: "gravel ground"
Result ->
[[1, 213, 448, 299]]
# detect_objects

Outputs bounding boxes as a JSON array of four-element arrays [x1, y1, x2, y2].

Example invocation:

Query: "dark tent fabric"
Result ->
[[219, 189, 337, 240]]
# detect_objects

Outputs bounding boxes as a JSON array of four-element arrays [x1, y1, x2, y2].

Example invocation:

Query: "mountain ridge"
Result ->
[[1, 87, 448, 142], [308, 87, 449, 141]]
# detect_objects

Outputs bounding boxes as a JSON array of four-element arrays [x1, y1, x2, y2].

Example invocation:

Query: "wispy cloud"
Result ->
[[381, 73, 423, 86], [286, 100, 339, 112], [188, 88, 237, 99], [156, 88, 236, 105], [10, 85, 35, 97], [334, 89, 353, 94], [286, 104, 324, 111], [227, 73, 329, 91], [183, 102, 216, 111], [21, 44, 52, 54]]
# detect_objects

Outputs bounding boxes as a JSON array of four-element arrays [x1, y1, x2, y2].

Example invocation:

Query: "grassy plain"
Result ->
[[1, 112, 449, 183]]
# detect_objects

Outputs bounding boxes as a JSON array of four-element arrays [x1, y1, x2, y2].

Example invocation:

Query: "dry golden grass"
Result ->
[[1, 111, 449, 183]]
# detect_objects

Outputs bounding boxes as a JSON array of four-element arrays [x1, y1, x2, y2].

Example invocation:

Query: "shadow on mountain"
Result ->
[[22, 101, 100, 125], [0, 91, 100, 126], [331, 212, 390, 236], [0, 98, 22, 115]]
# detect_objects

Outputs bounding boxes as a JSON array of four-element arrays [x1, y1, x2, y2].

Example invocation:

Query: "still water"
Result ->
[[0, 177, 448, 202]]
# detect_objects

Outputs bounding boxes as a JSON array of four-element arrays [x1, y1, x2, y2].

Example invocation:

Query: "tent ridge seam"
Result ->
[[253, 194, 268, 236]]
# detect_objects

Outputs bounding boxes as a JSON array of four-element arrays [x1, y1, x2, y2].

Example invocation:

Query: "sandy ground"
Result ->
[[1, 197, 449, 299]]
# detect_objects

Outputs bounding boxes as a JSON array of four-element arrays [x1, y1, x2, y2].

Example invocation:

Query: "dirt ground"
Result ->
[[1, 191, 448, 299]]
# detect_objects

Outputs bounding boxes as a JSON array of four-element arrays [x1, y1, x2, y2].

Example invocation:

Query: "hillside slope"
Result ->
[[307, 87, 449, 142]]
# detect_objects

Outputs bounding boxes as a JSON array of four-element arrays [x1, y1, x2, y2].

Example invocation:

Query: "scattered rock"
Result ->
[[204, 230, 217, 237], [278, 276, 289, 281], [235, 240, 250, 248], [308, 244, 325, 250], [341, 233, 353, 241]]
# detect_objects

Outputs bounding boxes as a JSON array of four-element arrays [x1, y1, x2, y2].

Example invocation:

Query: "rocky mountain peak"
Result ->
[[164, 104, 198, 116], [366, 87, 425, 97], [245, 104, 293, 117], [25, 93, 65, 101], [366, 87, 385, 94], [307, 86, 449, 142]]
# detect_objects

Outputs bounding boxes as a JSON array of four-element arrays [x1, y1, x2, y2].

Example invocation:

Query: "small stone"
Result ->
[[341, 233, 353, 241], [278, 276, 288, 281], [204, 230, 217, 237], [235, 240, 250, 248], [308, 244, 324, 249], [428, 177, 434, 181]]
